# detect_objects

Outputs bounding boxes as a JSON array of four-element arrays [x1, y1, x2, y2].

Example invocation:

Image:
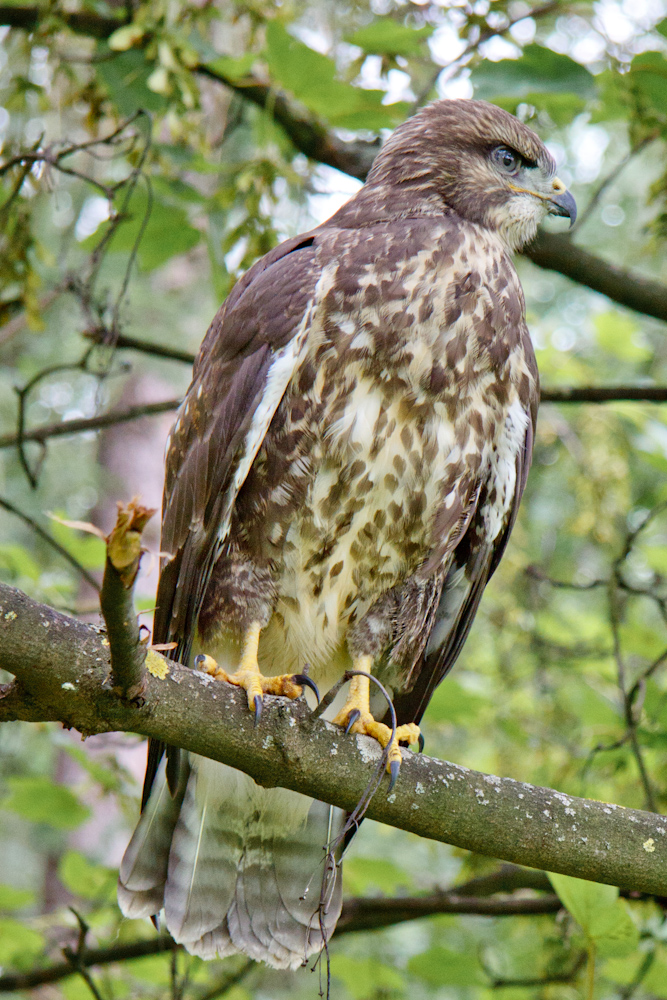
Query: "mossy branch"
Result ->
[[1, 582, 666, 895]]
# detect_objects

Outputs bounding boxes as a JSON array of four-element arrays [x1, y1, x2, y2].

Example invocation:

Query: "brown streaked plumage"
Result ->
[[118, 98, 575, 968]]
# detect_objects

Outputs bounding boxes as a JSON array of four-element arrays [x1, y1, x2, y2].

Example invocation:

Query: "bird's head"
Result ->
[[365, 99, 576, 251]]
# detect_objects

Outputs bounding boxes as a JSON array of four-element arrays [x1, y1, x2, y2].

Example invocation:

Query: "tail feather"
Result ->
[[164, 759, 244, 942], [229, 835, 291, 967], [118, 753, 345, 969], [117, 757, 189, 919]]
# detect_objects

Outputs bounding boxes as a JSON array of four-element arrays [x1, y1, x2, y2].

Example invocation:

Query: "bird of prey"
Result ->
[[118, 98, 575, 968]]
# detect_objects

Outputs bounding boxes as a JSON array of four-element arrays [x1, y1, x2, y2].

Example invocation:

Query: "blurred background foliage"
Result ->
[[2, 0, 667, 997]]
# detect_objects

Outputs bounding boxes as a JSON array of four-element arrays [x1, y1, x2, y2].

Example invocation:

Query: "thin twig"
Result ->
[[575, 133, 657, 233], [84, 329, 196, 365], [0, 398, 182, 450], [0, 496, 100, 592], [410, 0, 560, 111], [608, 571, 658, 813], [196, 959, 254, 1000]]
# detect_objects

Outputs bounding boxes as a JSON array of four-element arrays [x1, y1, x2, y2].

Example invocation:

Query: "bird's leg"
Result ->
[[194, 621, 319, 723], [332, 655, 420, 788]]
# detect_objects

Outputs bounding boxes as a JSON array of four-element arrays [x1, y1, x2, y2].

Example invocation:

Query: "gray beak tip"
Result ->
[[549, 189, 577, 228]]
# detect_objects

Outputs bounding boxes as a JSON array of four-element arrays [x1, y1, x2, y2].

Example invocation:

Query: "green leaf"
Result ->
[[471, 44, 596, 102], [83, 188, 201, 272], [548, 873, 639, 958], [331, 955, 404, 999], [0, 884, 35, 911], [49, 515, 105, 571], [0, 544, 42, 581], [0, 918, 44, 969], [108, 24, 145, 52], [594, 312, 650, 362], [656, 18, 667, 39], [1, 776, 90, 829], [346, 19, 433, 57], [59, 850, 117, 901], [95, 48, 169, 116], [425, 678, 486, 724], [629, 52, 667, 118], [265, 22, 407, 129], [643, 957, 667, 998], [205, 53, 257, 79], [344, 857, 411, 894], [407, 945, 485, 986]]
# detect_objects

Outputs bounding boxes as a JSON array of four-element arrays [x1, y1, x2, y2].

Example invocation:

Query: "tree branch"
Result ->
[[0, 5, 123, 38], [84, 330, 196, 365], [100, 500, 155, 699], [523, 231, 667, 326], [1, 583, 666, 896], [0, 385, 665, 462], [0, 399, 182, 450], [3, 6, 667, 325], [539, 386, 667, 403], [0, 872, 561, 993]]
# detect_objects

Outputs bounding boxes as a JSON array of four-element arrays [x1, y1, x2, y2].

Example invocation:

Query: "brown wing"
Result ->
[[144, 231, 321, 804], [153, 231, 320, 656], [392, 391, 537, 728]]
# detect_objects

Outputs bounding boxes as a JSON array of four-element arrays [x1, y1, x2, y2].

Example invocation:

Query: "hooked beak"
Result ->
[[547, 177, 577, 227]]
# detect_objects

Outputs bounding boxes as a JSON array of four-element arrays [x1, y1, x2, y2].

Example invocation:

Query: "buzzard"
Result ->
[[118, 99, 575, 968]]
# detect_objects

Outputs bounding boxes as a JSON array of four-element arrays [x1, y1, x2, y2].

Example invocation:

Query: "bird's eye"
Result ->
[[491, 146, 521, 174]]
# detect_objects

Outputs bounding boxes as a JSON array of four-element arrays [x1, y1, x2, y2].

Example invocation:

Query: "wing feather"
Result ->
[[143, 233, 322, 806]]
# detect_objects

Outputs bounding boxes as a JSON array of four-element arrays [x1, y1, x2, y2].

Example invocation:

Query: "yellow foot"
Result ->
[[332, 655, 421, 790], [194, 621, 318, 724]]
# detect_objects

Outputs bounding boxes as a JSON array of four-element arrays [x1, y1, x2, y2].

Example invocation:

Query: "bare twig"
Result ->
[[575, 133, 657, 233], [62, 909, 106, 1000], [540, 386, 667, 403], [13, 351, 95, 488], [0, 866, 559, 993], [610, 544, 659, 813], [410, 0, 560, 111], [3, 386, 667, 463], [196, 959, 254, 1000], [84, 329, 196, 365], [100, 500, 156, 700], [0, 495, 100, 592], [0, 398, 182, 450], [4, 6, 667, 323]]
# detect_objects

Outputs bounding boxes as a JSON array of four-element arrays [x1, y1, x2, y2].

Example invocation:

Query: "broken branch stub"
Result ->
[[100, 499, 156, 700]]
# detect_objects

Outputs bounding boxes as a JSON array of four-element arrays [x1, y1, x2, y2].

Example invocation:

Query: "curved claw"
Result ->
[[193, 654, 205, 669], [150, 913, 160, 931], [254, 694, 263, 726], [345, 708, 361, 734], [292, 673, 320, 703], [418, 732, 425, 754], [388, 759, 400, 792]]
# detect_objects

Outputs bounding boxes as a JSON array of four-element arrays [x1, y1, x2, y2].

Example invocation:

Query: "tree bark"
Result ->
[[1, 582, 666, 896]]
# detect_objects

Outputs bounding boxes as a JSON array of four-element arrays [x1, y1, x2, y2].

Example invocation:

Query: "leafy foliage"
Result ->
[[2, 0, 667, 998]]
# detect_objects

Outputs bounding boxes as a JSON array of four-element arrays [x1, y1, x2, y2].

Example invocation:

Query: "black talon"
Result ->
[[388, 759, 400, 792], [292, 673, 320, 703], [418, 733, 425, 754], [150, 913, 160, 930], [345, 709, 360, 734], [254, 695, 263, 726]]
